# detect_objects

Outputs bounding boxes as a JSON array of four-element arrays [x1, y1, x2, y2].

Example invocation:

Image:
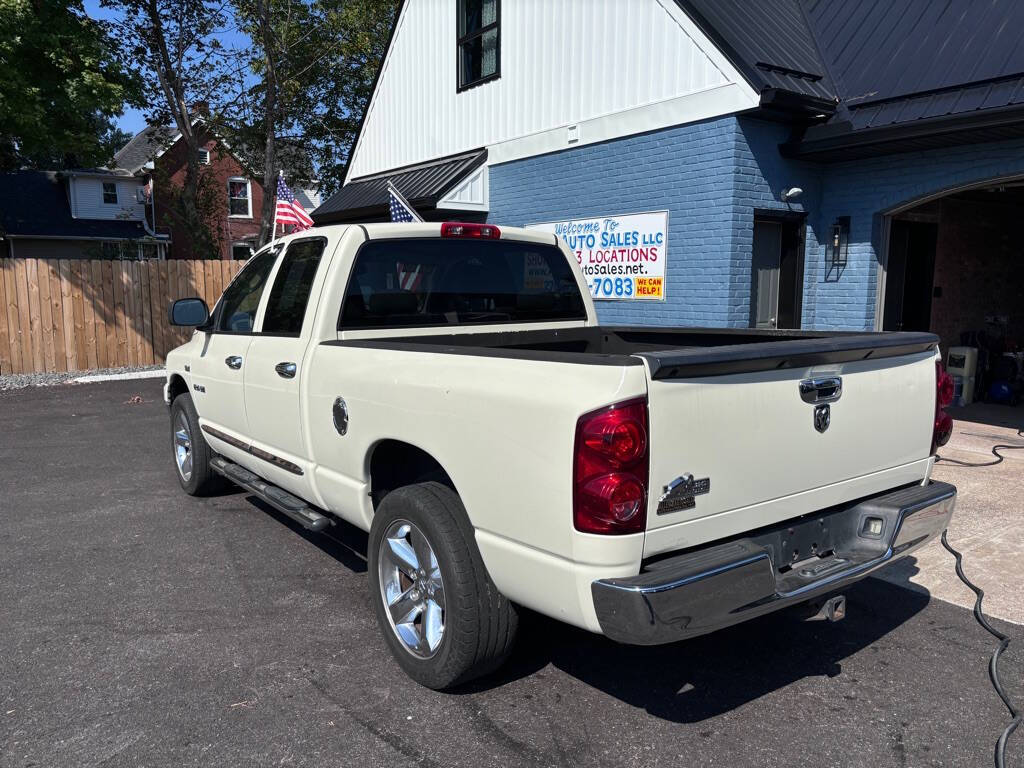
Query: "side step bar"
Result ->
[[210, 456, 332, 532]]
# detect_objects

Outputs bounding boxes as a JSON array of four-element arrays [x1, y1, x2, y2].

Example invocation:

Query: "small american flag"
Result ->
[[387, 180, 423, 222], [275, 175, 314, 231]]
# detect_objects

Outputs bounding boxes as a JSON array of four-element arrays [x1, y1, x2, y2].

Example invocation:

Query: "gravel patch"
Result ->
[[0, 365, 164, 391]]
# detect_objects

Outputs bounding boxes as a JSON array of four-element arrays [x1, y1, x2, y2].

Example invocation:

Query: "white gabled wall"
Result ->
[[70, 177, 146, 221], [347, 0, 759, 181]]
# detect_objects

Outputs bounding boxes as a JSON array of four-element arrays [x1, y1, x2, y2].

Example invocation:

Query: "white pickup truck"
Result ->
[[164, 221, 957, 689]]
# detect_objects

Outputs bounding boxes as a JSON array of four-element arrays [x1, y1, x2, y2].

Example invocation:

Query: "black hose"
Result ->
[[935, 428, 1024, 467], [941, 530, 1021, 768]]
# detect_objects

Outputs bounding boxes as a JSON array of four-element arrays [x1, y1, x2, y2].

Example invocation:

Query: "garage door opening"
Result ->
[[881, 183, 1024, 410]]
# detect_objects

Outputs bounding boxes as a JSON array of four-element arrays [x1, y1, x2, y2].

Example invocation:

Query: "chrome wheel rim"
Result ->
[[174, 412, 193, 481], [378, 520, 445, 658]]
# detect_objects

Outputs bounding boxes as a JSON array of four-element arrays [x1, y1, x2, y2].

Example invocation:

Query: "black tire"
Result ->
[[368, 482, 518, 690], [169, 393, 222, 496]]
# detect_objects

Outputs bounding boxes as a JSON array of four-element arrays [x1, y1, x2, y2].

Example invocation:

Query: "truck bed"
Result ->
[[328, 326, 939, 378]]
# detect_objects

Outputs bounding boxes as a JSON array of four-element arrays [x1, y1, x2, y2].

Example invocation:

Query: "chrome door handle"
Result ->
[[225, 355, 243, 370], [799, 377, 843, 404], [275, 362, 297, 379]]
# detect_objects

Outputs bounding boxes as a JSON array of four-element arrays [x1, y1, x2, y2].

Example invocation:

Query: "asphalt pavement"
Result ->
[[1, 380, 1021, 768]]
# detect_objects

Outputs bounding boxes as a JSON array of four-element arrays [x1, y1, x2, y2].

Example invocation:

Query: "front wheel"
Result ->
[[368, 482, 518, 690], [170, 393, 221, 496]]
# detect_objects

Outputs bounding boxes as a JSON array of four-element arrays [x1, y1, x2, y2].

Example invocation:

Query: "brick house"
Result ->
[[317, 0, 1024, 364], [115, 125, 319, 260]]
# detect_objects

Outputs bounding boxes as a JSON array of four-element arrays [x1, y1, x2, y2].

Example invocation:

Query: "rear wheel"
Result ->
[[170, 393, 221, 496], [368, 482, 518, 689]]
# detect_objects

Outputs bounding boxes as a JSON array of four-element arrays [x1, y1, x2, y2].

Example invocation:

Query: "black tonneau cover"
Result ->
[[325, 326, 939, 379]]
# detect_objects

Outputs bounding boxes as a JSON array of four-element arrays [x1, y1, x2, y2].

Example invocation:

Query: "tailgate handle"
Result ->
[[800, 377, 842, 404]]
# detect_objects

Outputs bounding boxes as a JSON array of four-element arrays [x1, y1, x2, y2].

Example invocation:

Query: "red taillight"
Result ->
[[573, 399, 649, 535], [936, 364, 954, 408], [440, 221, 501, 239], [932, 361, 954, 452], [933, 410, 953, 449]]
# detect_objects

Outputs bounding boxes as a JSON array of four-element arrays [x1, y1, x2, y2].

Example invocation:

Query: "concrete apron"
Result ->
[[876, 413, 1024, 625]]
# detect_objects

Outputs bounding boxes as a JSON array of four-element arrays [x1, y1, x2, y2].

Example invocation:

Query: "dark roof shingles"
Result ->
[[314, 150, 486, 221], [0, 171, 150, 240]]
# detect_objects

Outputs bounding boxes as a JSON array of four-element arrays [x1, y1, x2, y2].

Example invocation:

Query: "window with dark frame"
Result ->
[[102, 182, 118, 205], [457, 0, 499, 90], [339, 238, 586, 330]]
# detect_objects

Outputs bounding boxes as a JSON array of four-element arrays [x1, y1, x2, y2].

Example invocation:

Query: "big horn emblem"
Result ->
[[814, 404, 831, 433]]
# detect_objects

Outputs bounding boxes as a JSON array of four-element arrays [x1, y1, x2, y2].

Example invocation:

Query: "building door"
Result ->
[[883, 220, 938, 332], [751, 217, 804, 329]]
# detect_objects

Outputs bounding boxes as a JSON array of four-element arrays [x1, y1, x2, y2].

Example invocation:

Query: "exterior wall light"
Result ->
[[781, 187, 803, 202], [828, 216, 850, 267]]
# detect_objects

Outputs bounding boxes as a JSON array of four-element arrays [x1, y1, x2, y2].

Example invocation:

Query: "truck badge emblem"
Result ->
[[814, 404, 830, 433], [657, 473, 711, 515]]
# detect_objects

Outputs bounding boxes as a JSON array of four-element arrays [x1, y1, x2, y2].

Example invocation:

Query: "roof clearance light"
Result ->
[[441, 222, 501, 239]]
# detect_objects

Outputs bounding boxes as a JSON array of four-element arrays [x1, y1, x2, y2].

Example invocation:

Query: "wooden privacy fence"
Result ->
[[0, 258, 246, 376]]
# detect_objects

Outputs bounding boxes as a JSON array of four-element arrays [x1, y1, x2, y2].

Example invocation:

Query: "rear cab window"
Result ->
[[339, 239, 586, 330]]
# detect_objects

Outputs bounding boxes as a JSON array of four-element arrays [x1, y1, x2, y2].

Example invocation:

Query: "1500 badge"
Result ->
[[657, 473, 711, 515]]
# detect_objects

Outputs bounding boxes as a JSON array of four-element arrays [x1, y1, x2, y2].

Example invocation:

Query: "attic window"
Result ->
[[457, 0, 499, 91], [197, 148, 210, 165], [102, 182, 118, 205]]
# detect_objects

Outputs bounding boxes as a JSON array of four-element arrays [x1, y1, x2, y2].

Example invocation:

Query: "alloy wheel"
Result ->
[[378, 520, 446, 658]]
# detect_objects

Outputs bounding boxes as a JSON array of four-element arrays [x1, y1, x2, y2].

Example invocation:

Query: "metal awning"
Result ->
[[313, 149, 487, 224]]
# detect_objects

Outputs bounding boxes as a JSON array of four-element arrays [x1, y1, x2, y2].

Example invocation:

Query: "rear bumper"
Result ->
[[592, 481, 956, 645]]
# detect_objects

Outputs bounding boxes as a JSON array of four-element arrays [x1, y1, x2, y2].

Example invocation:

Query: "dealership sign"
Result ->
[[527, 211, 668, 300]]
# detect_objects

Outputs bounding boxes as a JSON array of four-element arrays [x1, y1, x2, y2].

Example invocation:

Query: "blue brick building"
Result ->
[[317, 0, 1024, 356]]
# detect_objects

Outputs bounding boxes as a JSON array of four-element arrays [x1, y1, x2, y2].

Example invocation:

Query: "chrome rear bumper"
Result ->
[[592, 481, 956, 645]]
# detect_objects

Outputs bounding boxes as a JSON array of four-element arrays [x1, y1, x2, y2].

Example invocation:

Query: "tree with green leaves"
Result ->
[[0, 0, 142, 170], [226, 0, 396, 245], [102, 0, 240, 257]]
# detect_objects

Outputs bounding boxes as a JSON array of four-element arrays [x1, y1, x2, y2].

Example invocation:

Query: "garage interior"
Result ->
[[883, 183, 1024, 411]]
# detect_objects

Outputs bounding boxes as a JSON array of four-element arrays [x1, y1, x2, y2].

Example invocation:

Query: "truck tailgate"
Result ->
[[639, 334, 938, 532]]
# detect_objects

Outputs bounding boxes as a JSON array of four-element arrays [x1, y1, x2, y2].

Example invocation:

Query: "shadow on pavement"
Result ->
[[946, 402, 1024, 430], [247, 496, 369, 574], [248, 494, 932, 723]]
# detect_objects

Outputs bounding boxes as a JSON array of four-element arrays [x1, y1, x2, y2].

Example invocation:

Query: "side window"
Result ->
[[216, 247, 279, 333], [261, 238, 327, 335]]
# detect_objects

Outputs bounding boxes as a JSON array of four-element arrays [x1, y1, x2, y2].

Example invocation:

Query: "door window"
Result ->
[[215, 247, 279, 333], [262, 238, 327, 335]]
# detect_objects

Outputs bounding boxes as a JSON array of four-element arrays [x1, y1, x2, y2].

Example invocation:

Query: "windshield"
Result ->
[[339, 238, 587, 329]]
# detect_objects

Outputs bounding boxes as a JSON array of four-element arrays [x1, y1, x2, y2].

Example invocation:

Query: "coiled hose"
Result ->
[[936, 427, 1022, 767]]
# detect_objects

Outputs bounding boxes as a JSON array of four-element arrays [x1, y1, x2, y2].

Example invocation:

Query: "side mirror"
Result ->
[[169, 297, 210, 327]]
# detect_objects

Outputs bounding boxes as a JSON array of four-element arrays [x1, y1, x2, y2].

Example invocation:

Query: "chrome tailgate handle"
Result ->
[[800, 377, 842, 404], [275, 362, 297, 379]]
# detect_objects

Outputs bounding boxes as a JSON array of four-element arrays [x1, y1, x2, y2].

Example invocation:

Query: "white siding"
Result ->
[[437, 165, 488, 211], [347, 0, 759, 181], [70, 177, 146, 221]]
